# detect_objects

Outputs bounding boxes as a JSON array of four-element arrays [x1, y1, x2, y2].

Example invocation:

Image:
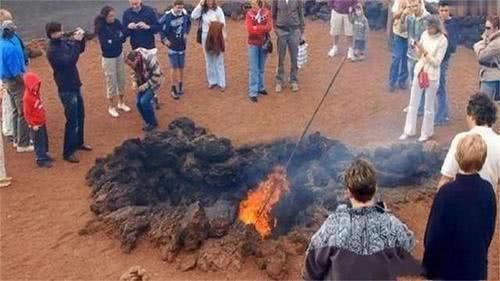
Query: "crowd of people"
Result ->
[[0, 0, 499, 279]]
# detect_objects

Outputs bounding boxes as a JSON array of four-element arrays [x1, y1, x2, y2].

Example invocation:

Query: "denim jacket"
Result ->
[[402, 12, 430, 60]]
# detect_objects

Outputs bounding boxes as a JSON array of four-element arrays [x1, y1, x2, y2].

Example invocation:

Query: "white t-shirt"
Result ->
[[441, 126, 500, 191]]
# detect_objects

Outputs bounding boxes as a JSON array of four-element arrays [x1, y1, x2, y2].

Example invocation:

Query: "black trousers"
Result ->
[[58, 90, 85, 158]]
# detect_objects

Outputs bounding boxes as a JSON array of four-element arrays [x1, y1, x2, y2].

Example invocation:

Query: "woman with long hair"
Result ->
[[191, 0, 227, 92], [400, 15, 448, 142], [95, 6, 130, 118], [245, 0, 272, 103]]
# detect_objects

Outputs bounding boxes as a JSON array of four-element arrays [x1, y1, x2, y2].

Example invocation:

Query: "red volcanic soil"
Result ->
[[1, 20, 498, 280]]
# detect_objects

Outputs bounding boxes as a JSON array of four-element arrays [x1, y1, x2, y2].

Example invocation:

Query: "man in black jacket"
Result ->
[[45, 22, 92, 164]]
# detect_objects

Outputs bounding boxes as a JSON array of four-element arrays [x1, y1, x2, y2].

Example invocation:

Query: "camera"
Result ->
[[62, 29, 95, 41]]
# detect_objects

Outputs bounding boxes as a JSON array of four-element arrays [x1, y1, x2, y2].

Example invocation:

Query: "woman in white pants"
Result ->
[[192, 0, 227, 92], [400, 16, 448, 142]]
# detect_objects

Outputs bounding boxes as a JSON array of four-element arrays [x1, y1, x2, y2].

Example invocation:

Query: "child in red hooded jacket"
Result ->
[[23, 72, 53, 168]]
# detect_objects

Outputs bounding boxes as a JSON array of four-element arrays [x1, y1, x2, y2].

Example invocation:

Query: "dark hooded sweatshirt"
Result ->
[[96, 18, 126, 58]]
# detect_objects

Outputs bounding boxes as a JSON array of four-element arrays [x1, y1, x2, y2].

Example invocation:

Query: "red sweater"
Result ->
[[23, 72, 46, 126], [245, 8, 273, 46]]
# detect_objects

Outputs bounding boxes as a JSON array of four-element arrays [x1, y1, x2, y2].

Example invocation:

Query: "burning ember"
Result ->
[[238, 166, 290, 238]]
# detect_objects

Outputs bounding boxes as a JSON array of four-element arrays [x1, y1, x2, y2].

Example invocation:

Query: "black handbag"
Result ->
[[196, 15, 203, 44], [262, 33, 273, 54]]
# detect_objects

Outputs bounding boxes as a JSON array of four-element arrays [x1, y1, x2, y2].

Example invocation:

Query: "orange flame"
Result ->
[[238, 166, 290, 238]]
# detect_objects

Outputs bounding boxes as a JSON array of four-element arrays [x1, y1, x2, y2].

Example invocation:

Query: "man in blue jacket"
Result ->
[[46, 22, 92, 164], [159, 0, 191, 99], [123, 0, 161, 108], [123, 0, 160, 51], [435, 0, 460, 126], [0, 14, 32, 152]]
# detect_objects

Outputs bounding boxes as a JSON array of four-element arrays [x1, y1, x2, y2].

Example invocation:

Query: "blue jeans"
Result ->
[[136, 89, 157, 126], [33, 125, 49, 163], [389, 35, 408, 88], [480, 80, 500, 101], [58, 91, 85, 158], [435, 58, 451, 123], [248, 45, 268, 97]]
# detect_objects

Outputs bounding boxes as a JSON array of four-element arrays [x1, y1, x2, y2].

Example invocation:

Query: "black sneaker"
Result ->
[[37, 161, 53, 168], [258, 89, 268, 96], [63, 155, 80, 164], [143, 123, 158, 132], [171, 86, 180, 100], [389, 85, 397, 93], [249, 96, 258, 103]]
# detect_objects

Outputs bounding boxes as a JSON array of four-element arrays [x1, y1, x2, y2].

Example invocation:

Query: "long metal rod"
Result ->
[[284, 55, 348, 170], [254, 56, 349, 223]]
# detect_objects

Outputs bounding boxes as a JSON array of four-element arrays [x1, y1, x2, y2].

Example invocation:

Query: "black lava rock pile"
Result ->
[[83, 117, 445, 279]]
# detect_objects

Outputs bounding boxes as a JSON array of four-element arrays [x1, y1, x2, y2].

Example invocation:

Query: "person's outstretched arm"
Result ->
[[191, 2, 203, 20]]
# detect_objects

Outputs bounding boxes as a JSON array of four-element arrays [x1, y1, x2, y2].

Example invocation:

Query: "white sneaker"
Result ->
[[108, 107, 119, 118], [0, 180, 11, 188], [403, 106, 409, 113], [347, 47, 354, 60], [399, 134, 411, 141], [12, 142, 17, 148], [275, 84, 283, 93], [328, 45, 338, 57], [117, 103, 131, 112], [418, 135, 432, 142], [16, 145, 34, 153]]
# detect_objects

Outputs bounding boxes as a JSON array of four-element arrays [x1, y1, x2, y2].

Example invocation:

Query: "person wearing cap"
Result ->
[[46, 22, 92, 164], [0, 9, 32, 153], [399, 15, 448, 143], [423, 133, 496, 280], [474, 16, 500, 101]]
